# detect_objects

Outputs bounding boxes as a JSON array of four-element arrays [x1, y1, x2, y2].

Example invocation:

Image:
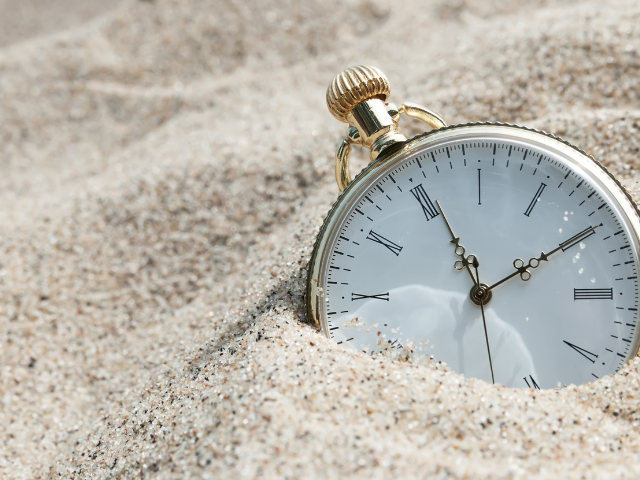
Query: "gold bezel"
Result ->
[[306, 122, 640, 362]]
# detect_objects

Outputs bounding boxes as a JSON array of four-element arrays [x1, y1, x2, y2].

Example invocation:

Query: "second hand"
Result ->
[[473, 257, 495, 384]]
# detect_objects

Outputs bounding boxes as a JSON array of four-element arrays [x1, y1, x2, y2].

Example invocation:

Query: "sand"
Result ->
[[1, 0, 640, 478], [0, 0, 124, 48]]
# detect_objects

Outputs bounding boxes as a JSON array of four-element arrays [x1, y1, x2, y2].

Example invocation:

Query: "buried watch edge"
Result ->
[[305, 66, 640, 387]]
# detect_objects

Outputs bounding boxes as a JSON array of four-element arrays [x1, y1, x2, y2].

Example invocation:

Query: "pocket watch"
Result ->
[[306, 65, 640, 389]]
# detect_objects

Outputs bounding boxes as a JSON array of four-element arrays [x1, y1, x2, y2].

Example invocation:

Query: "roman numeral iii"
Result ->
[[411, 184, 439, 221], [366, 230, 403, 256], [574, 288, 613, 300]]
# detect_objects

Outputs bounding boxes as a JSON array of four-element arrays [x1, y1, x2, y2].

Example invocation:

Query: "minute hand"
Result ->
[[487, 225, 599, 292]]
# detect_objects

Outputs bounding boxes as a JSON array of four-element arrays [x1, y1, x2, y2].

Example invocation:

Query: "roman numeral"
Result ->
[[524, 182, 547, 216], [563, 340, 598, 363], [366, 230, 403, 256], [560, 226, 596, 252], [523, 375, 540, 389], [410, 184, 439, 221], [351, 292, 389, 301], [574, 288, 613, 300]]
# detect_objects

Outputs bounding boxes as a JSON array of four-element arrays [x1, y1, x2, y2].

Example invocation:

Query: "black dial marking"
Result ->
[[563, 340, 598, 363], [574, 288, 613, 300], [366, 230, 403, 256], [524, 182, 547, 217], [478, 169, 481, 205], [523, 375, 540, 389], [410, 184, 439, 221], [352, 292, 389, 302]]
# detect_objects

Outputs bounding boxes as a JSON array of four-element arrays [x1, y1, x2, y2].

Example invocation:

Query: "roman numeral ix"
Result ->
[[366, 230, 403, 256], [411, 184, 439, 221], [574, 288, 613, 300], [351, 293, 390, 302]]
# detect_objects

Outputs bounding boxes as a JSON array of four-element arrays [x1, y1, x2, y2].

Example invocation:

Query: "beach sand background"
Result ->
[[1, 0, 640, 478]]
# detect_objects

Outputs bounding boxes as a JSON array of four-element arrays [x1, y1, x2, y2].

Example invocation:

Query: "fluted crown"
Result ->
[[326, 65, 390, 122]]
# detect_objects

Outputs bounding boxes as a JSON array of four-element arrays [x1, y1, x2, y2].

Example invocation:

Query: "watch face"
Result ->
[[309, 125, 640, 389]]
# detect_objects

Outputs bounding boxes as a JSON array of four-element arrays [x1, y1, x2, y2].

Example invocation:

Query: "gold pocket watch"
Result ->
[[306, 65, 640, 389]]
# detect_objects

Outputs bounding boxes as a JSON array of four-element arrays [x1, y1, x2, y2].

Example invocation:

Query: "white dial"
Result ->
[[311, 126, 640, 389]]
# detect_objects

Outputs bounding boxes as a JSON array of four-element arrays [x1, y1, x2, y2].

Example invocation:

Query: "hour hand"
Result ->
[[436, 200, 479, 286]]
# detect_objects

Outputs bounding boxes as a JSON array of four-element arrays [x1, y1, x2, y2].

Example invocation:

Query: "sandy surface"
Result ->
[[0, 0, 124, 48], [1, 0, 640, 478]]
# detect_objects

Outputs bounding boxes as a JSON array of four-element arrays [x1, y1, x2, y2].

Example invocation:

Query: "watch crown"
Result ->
[[326, 65, 390, 122]]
